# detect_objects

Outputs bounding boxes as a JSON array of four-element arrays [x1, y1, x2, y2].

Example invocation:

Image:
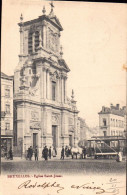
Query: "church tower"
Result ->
[[14, 3, 79, 157]]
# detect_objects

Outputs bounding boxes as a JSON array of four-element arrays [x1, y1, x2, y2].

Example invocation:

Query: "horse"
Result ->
[[71, 147, 83, 159]]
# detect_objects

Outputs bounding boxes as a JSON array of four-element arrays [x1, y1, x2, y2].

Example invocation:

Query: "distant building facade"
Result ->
[[13, 4, 80, 156], [98, 104, 126, 137], [1, 73, 13, 156]]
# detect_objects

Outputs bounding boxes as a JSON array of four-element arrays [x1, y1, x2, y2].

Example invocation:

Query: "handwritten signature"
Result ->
[[18, 178, 124, 194]]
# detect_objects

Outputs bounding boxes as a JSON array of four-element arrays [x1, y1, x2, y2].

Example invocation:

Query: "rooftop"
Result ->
[[98, 104, 126, 117]]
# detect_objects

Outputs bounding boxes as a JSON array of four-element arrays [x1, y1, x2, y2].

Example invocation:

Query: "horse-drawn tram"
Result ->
[[79, 136, 126, 159]]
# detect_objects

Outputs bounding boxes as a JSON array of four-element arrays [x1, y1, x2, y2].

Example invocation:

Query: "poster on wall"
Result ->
[[1, 0, 127, 195]]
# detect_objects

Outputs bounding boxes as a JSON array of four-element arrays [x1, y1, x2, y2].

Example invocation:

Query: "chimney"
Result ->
[[116, 104, 120, 110], [102, 106, 105, 112]]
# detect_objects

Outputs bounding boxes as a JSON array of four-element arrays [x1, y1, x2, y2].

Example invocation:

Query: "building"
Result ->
[[77, 117, 90, 140], [13, 4, 80, 156], [98, 104, 126, 137], [1, 72, 13, 156]]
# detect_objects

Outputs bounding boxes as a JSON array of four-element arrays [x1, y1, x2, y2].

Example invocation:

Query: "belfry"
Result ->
[[14, 3, 80, 156]]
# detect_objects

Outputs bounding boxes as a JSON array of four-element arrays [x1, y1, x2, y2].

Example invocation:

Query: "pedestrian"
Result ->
[[65, 146, 68, 157], [8, 147, 13, 160], [52, 147, 57, 157], [61, 146, 64, 160], [43, 146, 48, 160], [29, 146, 33, 160], [49, 147, 51, 159], [35, 146, 39, 161], [82, 147, 86, 159]]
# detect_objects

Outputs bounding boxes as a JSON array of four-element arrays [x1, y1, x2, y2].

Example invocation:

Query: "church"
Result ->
[[14, 3, 80, 156]]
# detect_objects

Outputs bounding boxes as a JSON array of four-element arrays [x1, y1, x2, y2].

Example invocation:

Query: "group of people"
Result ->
[[26, 146, 57, 161], [42, 146, 57, 160], [26, 145, 88, 161], [27, 146, 39, 161]]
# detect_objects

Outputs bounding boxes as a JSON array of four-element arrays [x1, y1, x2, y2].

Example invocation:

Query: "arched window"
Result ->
[[28, 31, 39, 54], [35, 31, 39, 51], [28, 32, 33, 54]]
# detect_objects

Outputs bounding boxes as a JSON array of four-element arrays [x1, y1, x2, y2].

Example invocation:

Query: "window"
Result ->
[[52, 81, 56, 101], [103, 118, 107, 126], [5, 88, 10, 97], [28, 32, 33, 54], [35, 31, 39, 51], [5, 104, 10, 113], [28, 31, 39, 54], [5, 123, 10, 130], [29, 69, 31, 74]]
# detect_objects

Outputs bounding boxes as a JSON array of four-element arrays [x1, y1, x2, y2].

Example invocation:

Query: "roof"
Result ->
[[1, 72, 14, 80], [19, 14, 63, 31], [98, 105, 126, 116]]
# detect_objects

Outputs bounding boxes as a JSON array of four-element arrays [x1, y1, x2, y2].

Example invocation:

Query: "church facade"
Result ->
[[14, 4, 80, 156]]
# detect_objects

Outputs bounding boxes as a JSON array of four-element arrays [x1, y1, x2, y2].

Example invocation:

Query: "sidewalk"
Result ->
[[1, 155, 73, 162]]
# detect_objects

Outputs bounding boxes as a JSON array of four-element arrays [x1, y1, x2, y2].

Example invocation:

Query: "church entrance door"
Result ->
[[52, 126, 58, 148], [33, 133, 38, 150]]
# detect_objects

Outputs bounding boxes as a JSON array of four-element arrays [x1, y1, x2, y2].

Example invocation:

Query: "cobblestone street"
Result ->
[[1, 157, 126, 175]]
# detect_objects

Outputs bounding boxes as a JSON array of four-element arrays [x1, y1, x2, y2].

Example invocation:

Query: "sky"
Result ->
[[2, 0, 127, 127]]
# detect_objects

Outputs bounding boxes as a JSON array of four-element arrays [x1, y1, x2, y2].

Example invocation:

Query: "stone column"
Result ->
[[57, 77, 60, 103], [32, 32, 35, 53], [43, 67, 46, 99], [61, 76, 64, 103], [64, 77, 67, 103], [42, 21, 46, 48], [20, 26, 24, 55], [38, 29, 42, 48], [46, 69, 49, 99]]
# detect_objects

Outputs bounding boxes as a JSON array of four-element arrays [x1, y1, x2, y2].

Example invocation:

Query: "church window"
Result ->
[[28, 31, 39, 54], [28, 32, 33, 54], [35, 31, 39, 51], [5, 88, 10, 97], [52, 81, 56, 101], [5, 104, 10, 113], [5, 123, 10, 130]]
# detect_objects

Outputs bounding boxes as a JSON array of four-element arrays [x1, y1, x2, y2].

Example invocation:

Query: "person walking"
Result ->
[[43, 146, 48, 160], [61, 146, 64, 160], [29, 146, 33, 160], [8, 147, 13, 160], [52, 147, 57, 157], [49, 147, 52, 159], [35, 146, 39, 161]]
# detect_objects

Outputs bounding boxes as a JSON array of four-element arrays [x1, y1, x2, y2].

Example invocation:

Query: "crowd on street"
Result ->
[[25, 145, 88, 161]]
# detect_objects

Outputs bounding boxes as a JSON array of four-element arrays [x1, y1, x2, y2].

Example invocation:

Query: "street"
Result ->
[[1, 158, 126, 175]]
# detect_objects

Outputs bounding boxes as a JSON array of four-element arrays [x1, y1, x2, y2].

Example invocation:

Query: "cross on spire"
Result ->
[[50, 1, 54, 12]]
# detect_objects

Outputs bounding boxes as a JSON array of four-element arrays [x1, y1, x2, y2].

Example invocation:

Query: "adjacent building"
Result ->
[[98, 104, 126, 137], [1, 72, 13, 156], [13, 4, 80, 156]]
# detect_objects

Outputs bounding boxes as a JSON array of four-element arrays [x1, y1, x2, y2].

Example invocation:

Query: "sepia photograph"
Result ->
[[1, 0, 127, 194]]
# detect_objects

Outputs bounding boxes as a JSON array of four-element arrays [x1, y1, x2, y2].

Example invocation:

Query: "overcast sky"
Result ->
[[2, 0, 127, 127]]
